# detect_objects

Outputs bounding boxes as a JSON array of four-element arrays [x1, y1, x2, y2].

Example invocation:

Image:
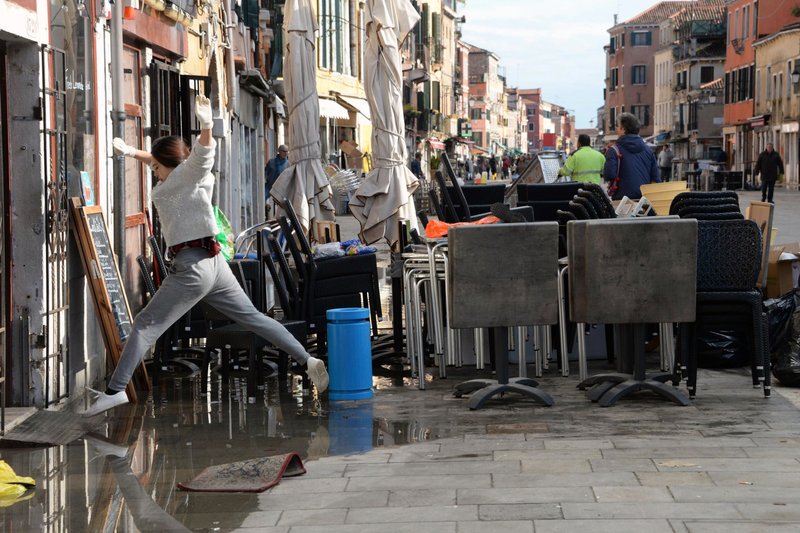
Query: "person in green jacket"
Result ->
[[558, 134, 606, 184]]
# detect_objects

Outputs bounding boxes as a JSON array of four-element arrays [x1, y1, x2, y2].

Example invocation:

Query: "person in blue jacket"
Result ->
[[604, 112, 660, 200]]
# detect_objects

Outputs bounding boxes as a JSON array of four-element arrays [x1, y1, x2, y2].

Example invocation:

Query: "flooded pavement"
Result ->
[[1, 359, 799, 531]]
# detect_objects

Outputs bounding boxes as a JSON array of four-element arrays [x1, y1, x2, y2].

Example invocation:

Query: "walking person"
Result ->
[[409, 151, 425, 180], [86, 96, 328, 417], [657, 145, 673, 181], [558, 134, 606, 184], [755, 142, 784, 203], [603, 112, 660, 200], [265, 144, 290, 216]]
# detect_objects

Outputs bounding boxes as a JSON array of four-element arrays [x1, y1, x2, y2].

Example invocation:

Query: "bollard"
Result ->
[[326, 308, 374, 400]]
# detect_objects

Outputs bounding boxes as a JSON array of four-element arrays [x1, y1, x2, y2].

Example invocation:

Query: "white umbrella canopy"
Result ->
[[348, 0, 420, 249], [270, 0, 335, 236]]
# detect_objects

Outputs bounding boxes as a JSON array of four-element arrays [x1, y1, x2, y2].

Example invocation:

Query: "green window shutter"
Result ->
[[432, 13, 441, 61], [421, 4, 429, 42], [432, 81, 440, 111], [621, 33, 625, 47]]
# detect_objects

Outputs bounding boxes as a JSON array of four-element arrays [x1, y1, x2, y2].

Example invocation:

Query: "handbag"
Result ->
[[606, 145, 622, 197]]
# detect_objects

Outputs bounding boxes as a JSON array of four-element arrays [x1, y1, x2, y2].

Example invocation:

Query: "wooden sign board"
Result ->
[[70, 198, 149, 401], [747, 201, 774, 289]]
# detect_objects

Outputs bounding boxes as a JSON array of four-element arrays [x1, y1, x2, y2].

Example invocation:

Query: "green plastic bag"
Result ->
[[213, 206, 235, 261]]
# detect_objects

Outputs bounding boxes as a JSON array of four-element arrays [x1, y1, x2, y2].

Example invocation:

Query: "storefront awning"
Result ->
[[426, 137, 445, 150], [319, 98, 350, 120], [748, 114, 770, 128], [337, 95, 371, 120]]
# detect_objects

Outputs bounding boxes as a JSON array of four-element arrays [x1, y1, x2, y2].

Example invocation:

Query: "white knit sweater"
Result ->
[[151, 139, 218, 247]]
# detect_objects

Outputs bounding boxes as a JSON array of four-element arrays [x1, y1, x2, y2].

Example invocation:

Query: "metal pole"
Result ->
[[110, 1, 126, 281]]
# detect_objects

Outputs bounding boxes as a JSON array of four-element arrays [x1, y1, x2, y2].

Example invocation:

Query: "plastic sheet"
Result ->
[[0, 460, 35, 507], [424, 215, 500, 239], [697, 328, 749, 368], [767, 290, 800, 387], [213, 206, 235, 261]]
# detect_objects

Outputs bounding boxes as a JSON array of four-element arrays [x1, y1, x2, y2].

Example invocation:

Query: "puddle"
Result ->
[[0, 370, 450, 531]]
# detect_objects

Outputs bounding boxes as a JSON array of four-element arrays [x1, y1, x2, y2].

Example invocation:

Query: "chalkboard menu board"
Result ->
[[70, 198, 149, 400]]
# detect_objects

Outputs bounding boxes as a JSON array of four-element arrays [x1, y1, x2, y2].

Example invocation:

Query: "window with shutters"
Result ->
[[631, 31, 652, 46], [700, 66, 715, 84], [631, 105, 650, 127], [632, 65, 647, 85]]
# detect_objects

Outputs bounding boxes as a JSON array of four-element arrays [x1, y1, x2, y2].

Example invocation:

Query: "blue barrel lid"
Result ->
[[327, 307, 370, 320]]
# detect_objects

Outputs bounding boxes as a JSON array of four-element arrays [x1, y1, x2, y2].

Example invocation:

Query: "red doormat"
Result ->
[[177, 453, 306, 493]]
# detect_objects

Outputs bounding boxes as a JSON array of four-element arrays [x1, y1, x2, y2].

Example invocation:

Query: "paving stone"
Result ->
[[589, 458, 657, 472], [742, 447, 800, 458], [519, 458, 592, 473], [496, 448, 604, 461], [751, 437, 800, 447], [181, 510, 282, 530], [287, 524, 457, 533], [682, 521, 800, 533], [635, 471, 715, 486], [708, 471, 800, 487], [670, 486, 800, 503], [457, 487, 594, 505], [387, 489, 457, 507], [440, 440, 543, 453], [533, 518, 675, 533], [492, 472, 639, 488], [601, 446, 749, 459], [345, 504, 478, 524], [732, 503, 800, 521], [560, 502, 743, 520], [653, 458, 800, 472], [542, 438, 615, 450], [346, 474, 491, 491], [464, 433, 527, 441], [486, 422, 548, 434], [610, 437, 757, 448], [257, 491, 389, 510], [344, 460, 521, 477], [593, 486, 674, 502], [388, 450, 493, 463], [276, 508, 348, 526], [457, 519, 534, 533], [267, 477, 349, 494], [233, 527, 289, 533], [477, 503, 563, 520]]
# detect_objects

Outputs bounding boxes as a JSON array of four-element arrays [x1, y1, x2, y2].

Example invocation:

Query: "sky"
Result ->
[[459, 0, 653, 129]]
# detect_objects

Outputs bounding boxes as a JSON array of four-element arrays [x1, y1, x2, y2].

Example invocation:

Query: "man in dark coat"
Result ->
[[755, 143, 784, 203], [603, 112, 660, 200]]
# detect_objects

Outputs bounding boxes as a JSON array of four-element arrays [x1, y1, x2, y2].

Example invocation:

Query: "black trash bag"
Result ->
[[772, 339, 800, 387], [764, 291, 798, 354], [697, 327, 749, 368]]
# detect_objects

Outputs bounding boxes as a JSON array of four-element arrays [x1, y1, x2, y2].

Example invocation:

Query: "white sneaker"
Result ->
[[81, 391, 129, 417], [306, 357, 329, 394]]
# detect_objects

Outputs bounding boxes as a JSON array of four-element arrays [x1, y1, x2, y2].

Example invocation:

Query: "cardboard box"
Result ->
[[767, 243, 800, 298]]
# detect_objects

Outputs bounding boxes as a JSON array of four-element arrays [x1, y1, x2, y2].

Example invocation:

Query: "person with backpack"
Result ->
[[603, 112, 660, 200]]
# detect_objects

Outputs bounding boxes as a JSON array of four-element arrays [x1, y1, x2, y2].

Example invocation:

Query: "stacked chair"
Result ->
[[669, 191, 742, 220], [678, 217, 770, 398], [517, 182, 581, 222]]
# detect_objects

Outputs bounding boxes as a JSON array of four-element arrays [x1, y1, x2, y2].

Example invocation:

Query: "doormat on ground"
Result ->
[[1, 410, 106, 447], [177, 453, 306, 493]]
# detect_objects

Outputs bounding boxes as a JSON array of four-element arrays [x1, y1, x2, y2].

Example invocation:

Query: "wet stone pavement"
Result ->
[[1, 361, 800, 532], [2, 188, 800, 532]]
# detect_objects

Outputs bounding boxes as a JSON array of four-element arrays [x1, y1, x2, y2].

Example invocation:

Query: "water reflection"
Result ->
[[0, 371, 440, 531]]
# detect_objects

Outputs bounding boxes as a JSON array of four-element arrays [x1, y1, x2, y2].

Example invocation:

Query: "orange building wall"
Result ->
[[724, 0, 757, 126]]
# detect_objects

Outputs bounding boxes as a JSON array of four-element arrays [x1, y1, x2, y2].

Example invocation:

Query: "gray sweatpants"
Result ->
[[108, 248, 310, 391]]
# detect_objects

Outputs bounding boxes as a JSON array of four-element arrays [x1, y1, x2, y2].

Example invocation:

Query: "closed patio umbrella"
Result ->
[[270, 0, 335, 235], [348, 0, 420, 249]]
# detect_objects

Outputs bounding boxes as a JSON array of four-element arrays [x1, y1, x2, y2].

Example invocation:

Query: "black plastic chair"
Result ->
[[680, 219, 770, 398], [669, 191, 739, 215], [572, 195, 599, 219], [578, 183, 616, 219], [517, 182, 582, 221], [567, 200, 591, 220]]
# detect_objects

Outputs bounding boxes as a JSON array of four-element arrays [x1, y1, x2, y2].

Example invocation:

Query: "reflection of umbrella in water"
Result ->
[[270, 0, 335, 235], [348, 0, 420, 249]]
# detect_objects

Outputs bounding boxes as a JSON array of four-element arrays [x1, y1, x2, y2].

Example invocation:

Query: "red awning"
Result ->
[[426, 137, 445, 150]]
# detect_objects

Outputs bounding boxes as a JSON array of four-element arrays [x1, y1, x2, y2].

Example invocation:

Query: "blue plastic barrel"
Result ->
[[326, 307, 374, 400]]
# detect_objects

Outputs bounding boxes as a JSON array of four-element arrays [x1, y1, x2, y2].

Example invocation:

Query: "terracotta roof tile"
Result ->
[[620, 1, 695, 26]]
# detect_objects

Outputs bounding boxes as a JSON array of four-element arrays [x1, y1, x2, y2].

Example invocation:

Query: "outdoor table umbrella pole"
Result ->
[[348, 0, 421, 251], [270, 0, 335, 235]]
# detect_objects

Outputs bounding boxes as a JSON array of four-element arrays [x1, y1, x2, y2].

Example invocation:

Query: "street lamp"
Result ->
[[792, 68, 800, 85]]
